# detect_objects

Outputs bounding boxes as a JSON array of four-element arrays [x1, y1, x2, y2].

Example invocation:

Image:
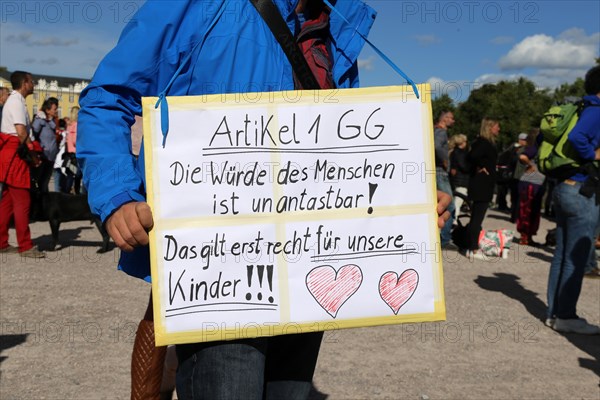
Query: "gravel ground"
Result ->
[[1, 208, 599, 399]]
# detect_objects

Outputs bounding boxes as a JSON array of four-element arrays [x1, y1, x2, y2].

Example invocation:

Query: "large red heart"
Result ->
[[306, 264, 363, 318], [379, 269, 419, 315]]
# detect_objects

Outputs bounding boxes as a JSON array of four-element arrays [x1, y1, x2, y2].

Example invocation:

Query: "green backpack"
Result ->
[[536, 100, 594, 179]]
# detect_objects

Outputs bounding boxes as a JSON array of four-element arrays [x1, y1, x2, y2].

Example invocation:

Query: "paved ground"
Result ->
[[1, 208, 598, 399]]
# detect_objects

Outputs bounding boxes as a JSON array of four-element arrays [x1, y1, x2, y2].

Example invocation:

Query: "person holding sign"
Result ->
[[78, 0, 451, 398]]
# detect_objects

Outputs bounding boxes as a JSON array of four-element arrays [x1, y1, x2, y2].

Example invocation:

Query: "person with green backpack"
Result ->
[[545, 65, 600, 335]]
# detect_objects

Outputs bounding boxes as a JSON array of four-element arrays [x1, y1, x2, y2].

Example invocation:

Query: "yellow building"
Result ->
[[0, 67, 89, 120]]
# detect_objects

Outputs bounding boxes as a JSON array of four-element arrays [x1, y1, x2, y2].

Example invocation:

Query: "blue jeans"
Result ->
[[175, 332, 322, 400], [53, 168, 64, 192], [546, 181, 599, 319], [436, 169, 455, 246]]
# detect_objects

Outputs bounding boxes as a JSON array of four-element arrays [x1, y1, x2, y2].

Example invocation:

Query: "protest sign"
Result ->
[[142, 84, 445, 345]]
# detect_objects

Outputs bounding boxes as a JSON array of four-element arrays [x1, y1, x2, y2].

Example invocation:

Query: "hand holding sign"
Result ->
[[436, 191, 452, 228], [106, 201, 154, 252]]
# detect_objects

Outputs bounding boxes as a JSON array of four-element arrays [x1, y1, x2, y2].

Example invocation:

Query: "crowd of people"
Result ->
[[31, 100, 82, 195], [1, 0, 598, 397], [0, 71, 82, 259], [437, 65, 600, 335], [0, 0, 453, 395]]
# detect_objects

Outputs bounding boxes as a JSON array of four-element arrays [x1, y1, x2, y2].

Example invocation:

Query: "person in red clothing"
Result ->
[[516, 129, 546, 246], [0, 71, 45, 258]]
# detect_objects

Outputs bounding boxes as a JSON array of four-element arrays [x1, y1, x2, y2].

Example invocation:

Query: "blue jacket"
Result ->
[[78, 0, 376, 281], [568, 94, 600, 182]]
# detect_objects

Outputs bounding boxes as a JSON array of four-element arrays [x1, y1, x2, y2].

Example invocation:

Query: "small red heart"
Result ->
[[379, 269, 419, 315], [306, 264, 363, 318]]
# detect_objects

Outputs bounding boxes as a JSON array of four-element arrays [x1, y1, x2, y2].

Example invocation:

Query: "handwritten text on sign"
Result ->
[[143, 85, 445, 345]]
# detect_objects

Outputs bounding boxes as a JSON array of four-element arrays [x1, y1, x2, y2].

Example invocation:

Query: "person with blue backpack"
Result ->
[[545, 65, 600, 335]]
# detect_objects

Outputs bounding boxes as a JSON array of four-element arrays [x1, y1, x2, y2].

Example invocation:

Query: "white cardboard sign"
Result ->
[[142, 85, 445, 345]]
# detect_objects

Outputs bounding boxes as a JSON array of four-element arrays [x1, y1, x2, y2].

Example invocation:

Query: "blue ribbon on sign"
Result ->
[[154, 2, 227, 148], [154, 43, 202, 148]]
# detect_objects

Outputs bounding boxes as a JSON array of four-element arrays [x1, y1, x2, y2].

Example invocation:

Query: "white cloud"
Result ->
[[0, 22, 116, 78], [40, 58, 60, 65], [531, 68, 588, 88], [426, 77, 446, 86], [558, 28, 599, 45], [425, 77, 478, 103], [473, 73, 523, 85], [414, 34, 441, 46], [358, 56, 376, 71], [472, 68, 587, 89], [426, 68, 586, 100], [488, 28, 598, 89], [6, 32, 78, 47], [499, 28, 599, 70], [490, 36, 514, 45], [426, 68, 587, 102]]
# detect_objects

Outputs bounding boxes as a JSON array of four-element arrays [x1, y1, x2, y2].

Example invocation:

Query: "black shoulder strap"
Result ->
[[249, 0, 321, 90], [578, 99, 600, 116]]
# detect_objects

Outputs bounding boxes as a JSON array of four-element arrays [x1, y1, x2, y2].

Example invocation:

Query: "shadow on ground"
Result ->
[[525, 251, 554, 263], [487, 213, 513, 222], [474, 273, 600, 379], [33, 227, 113, 253], [0, 334, 28, 365], [308, 385, 328, 400]]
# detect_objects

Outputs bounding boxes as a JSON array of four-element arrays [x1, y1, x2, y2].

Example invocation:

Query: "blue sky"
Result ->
[[1, 0, 598, 103]]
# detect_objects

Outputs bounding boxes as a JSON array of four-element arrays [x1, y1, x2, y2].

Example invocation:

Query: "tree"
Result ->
[[552, 78, 585, 103], [453, 78, 552, 149]]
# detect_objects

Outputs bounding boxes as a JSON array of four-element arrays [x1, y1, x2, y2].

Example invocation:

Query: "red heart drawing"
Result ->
[[306, 264, 363, 318], [379, 269, 419, 315]]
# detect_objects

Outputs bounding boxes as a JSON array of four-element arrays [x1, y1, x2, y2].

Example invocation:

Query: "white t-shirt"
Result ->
[[54, 130, 67, 169], [0, 90, 30, 136]]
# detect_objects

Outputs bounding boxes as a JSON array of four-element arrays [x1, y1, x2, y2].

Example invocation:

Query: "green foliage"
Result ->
[[552, 78, 585, 103], [429, 75, 586, 152], [452, 78, 553, 150]]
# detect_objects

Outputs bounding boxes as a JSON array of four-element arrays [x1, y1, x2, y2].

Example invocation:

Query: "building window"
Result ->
[[58, 107, 63, 118], [32, 105, 38, 116]]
